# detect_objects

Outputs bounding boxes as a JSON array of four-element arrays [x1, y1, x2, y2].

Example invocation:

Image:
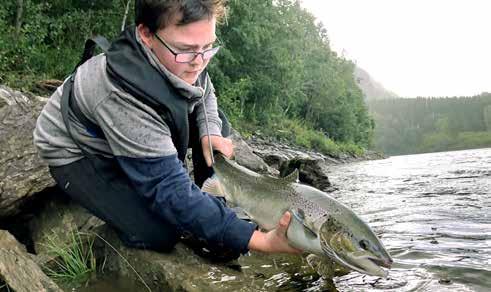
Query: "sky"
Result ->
[[300, 0, 491, 97]]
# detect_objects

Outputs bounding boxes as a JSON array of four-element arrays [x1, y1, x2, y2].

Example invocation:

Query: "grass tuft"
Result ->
[[42, 230, 96, 283]]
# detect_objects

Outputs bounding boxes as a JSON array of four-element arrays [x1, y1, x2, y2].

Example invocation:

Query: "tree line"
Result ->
[[369, 93, 491, 155], [0, 0, 373, 156]]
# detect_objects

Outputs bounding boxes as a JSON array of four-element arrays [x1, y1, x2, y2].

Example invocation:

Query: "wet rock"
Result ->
[[259, 152, 289, 172], [0, 230, 62, 292], [280, 158, 331, 192], [439, 277, 452, 284], [29, 192, 104, 266], [93, 225, 336, 292], [229, 129, 279, 175], [0, 85, 54, 218]]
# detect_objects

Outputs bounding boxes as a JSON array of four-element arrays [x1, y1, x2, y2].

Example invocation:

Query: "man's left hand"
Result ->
[[201, 135, 234, 167]]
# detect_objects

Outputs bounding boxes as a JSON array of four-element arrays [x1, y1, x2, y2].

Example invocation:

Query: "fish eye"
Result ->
[[359, 239, 370, 250]]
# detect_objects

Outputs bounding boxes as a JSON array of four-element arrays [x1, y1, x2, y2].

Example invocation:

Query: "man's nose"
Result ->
[[189, 53, 205, 66]]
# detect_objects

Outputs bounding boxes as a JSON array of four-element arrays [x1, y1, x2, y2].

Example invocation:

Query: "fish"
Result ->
[[202, 154, 393, 277]]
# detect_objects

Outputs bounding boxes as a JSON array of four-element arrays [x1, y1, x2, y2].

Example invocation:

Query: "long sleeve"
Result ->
[[116, 154, 256, 254]]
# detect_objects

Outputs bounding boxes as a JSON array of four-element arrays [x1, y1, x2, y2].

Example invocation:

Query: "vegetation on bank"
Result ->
[[42, 231, 96, 283], [368, 93, 491, 155], [0, 0, 372, 157]]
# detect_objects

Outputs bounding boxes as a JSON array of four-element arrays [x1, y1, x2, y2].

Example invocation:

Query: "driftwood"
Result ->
[[0, 85, 55, 218], [35, 79, 62, 93]]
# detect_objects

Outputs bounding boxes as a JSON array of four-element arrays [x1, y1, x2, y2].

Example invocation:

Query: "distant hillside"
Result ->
[[354, 67, 398, 100], [369, 93, 491, 154]]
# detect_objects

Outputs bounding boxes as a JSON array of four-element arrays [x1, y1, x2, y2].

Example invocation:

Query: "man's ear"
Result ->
[[137, 24, 153, 47]]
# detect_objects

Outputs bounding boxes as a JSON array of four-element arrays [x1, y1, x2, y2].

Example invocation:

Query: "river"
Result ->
[[328, 147, 490, 292], [77, 148, 490, 291]]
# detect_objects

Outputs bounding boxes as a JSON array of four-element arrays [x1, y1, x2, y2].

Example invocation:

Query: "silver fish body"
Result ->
[[205, 155, 393, 277]]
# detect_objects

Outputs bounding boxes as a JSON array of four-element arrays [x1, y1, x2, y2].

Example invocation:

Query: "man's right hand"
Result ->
[[247, 211, 303, 254]]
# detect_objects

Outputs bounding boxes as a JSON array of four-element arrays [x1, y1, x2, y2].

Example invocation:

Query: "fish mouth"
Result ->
[[366, 255, 393, 269], [342, 251, 392, 277]]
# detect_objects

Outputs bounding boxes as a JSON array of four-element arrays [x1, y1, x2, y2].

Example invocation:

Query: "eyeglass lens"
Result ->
[[175, 47, 220, 63]]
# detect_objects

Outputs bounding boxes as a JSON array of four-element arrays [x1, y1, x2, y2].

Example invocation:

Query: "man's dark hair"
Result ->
[[135, 0, 226, 33]]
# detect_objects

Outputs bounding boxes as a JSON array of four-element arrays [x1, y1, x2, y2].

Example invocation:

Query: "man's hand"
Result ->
[[201, 135, 234, 167], [248, 212, 303, 254]]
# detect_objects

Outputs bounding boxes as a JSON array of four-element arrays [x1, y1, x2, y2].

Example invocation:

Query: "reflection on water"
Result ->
[[327, 148, 491, 292]]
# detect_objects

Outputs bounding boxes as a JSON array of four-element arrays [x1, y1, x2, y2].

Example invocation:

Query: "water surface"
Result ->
[[328, 148, 490, 292]]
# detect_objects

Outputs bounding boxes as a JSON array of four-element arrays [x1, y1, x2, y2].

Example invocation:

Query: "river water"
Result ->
[[76, 148, 490, 291], [327, 148, 491, 292]]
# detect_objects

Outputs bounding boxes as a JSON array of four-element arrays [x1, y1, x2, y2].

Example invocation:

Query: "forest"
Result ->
[[369, 93, 491, 154], [0, 0, 372, 156]]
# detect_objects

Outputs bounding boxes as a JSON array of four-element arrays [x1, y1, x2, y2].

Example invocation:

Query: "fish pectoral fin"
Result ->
[[291, 208, 318, 238], [201, 175, 225, 196], [306, 254, 336, 278]]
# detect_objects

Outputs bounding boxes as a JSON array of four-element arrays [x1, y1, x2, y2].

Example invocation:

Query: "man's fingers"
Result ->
[[278, 211, 291, 231], [204, 152, 212, 167]]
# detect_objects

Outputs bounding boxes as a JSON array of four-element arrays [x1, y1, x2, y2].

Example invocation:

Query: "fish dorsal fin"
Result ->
[[291, 208, 317, 238], [282, 168, 299, 183], [201, 175, 225, 196]]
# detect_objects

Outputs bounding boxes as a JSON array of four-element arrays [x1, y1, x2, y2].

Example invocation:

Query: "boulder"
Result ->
[[0, 230, 62, 292], [28, 190, 104, 267], [229, 129, 279, 176], [0, 85, 54, 218], [279, 157, 331, 192]]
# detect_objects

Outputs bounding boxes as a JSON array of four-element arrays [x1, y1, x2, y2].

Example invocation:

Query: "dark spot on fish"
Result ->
[[430, 239, 439, 244]]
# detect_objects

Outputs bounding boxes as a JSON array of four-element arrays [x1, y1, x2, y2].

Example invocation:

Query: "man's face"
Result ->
[[149, 17, 217, 85]]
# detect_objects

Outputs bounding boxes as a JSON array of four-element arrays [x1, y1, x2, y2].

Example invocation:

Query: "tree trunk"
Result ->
[[15, 0, 24, 36]]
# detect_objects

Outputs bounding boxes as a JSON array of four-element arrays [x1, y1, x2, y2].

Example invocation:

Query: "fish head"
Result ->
[[320, 218, 393, 277]]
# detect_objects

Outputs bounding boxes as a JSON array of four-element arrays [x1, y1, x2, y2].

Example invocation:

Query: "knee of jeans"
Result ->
[[117, 231, 178, 252]]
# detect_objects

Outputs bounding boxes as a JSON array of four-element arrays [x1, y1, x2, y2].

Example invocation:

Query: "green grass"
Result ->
[[42, 230, 152, 291], [42, 230, 96, 283]]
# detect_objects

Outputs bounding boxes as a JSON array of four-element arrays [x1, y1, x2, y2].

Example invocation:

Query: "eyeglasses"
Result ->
[[154, 33, 221, 63]]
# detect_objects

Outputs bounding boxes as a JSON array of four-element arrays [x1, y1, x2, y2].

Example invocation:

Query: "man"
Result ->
[[33, 0, 299, 259]]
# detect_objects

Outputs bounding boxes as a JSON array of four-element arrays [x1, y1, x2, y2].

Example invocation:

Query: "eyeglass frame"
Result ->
[[154, 33, 221, 64]]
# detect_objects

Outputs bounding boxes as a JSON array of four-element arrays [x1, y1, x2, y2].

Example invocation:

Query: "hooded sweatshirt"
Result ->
[[33, 28, 255, 254]]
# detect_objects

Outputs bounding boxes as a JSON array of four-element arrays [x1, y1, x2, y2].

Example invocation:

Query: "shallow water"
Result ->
[[328, 148, 491, 292], [77, 148, 490, 291]]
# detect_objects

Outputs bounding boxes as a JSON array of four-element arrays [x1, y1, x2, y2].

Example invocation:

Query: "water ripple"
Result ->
[[328, 148, 491, 292]]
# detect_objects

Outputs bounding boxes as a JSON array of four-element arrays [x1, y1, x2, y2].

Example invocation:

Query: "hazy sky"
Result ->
[[300, 0, 491, 97]]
